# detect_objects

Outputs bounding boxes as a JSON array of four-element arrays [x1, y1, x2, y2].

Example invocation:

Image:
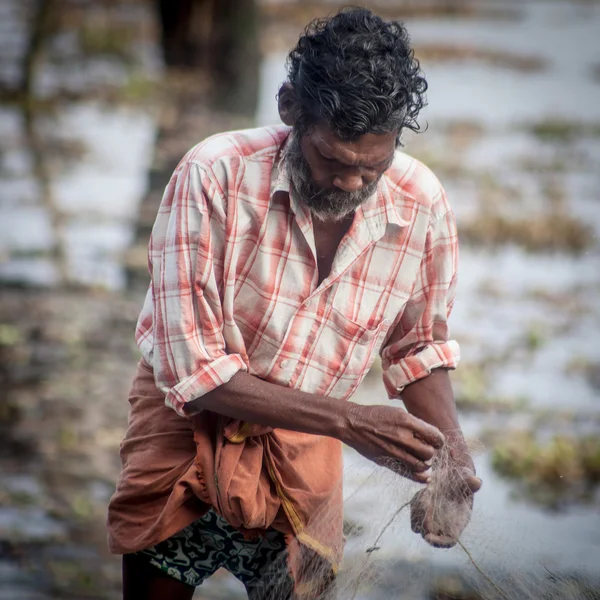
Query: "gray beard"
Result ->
[[285, 131, 380, 222]]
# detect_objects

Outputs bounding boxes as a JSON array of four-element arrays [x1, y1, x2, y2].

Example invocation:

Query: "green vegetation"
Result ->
[[0, 488, 37, 507], [261, 3, 521, 54], [0, 324, 22, 346], [525, 118, 600, 142], [459, 211, 595, 254], [263, 1, 521, 27], [523, 322, 545, 353], [409, 148, 473, 181], [117, 72, 157, 105], [415, 44, 546, 72], [47, 558, 95, 591], [491, 432, 600, 507], [79, 20, 137, 62]]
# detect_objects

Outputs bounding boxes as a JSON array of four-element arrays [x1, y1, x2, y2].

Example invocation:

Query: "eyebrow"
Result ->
[[316, 144, 393, 169]]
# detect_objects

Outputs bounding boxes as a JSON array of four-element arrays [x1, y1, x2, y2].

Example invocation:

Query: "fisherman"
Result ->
[[108, 8, 482, 599]]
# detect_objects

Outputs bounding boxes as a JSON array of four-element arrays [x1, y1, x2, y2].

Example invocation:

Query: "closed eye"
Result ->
[[319, 150, 392, 171], [318, 152, 337, 164]]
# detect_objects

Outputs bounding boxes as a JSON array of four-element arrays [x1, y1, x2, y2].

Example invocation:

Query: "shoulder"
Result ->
[[384, 151, 451, 222], [180, 125, 290, 177], [166, 125, 289, 218]]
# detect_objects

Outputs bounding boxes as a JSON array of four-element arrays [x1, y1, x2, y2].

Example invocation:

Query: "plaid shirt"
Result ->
[[136, 125, 460, 417]]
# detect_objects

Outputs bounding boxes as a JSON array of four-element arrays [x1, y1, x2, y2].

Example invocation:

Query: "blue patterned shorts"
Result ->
[[137, 510, 294, 598]]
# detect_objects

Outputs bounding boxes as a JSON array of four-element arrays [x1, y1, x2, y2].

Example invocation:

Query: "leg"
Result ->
[[247, 542, 336, 600], [122, 553, 195, 600], [226, 528, 295, 600], [123, 514, 226, 600]]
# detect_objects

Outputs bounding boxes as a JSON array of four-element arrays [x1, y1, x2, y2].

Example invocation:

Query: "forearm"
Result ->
[[401, 368, 468, 454], [183, 366, 446, 478], [182, 371, 350, 440]]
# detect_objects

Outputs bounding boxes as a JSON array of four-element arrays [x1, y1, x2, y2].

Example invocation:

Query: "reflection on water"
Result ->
[[0, 0, 158, 290], [1, 0, 600, 598], [0, 105, 155, 288]]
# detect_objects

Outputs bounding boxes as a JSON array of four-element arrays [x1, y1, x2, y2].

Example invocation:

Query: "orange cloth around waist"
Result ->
[[107, 359, 344, 580]]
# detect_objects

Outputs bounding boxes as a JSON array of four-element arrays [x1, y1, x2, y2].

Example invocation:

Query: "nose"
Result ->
[[333, 173, 363, 193]]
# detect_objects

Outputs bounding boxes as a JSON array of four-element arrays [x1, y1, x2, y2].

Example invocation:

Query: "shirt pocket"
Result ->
[[319, 308, 390, 399]]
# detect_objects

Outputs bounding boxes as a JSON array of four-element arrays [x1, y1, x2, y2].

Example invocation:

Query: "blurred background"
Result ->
[[0, 0, 599, 598]]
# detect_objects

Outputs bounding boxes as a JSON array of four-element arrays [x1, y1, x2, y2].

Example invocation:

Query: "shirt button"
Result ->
[[280, 359, 290, 369]]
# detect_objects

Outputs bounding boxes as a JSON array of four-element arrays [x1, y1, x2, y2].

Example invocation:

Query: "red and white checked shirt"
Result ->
[[136, 125, 460, 417]]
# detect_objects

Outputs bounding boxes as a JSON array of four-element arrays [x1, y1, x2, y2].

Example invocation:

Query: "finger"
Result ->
[[454, 466, 482, 493], [401, 468, 432, 484], [413, 508, 442, 541], [401, 434, 437, 462], [420, 509, 439, 539], [410, 493, 426, 534], [464, 474, 483, 493], [401, 414, 445, 449], [388, 431, 436, 466], [409, 469, 432, 485], [379, 450, 431, 474], [423, 532, 457, 549], [411, 512, 424, 535], [376, 457, 428, 482], [410, 491, 438, 536]]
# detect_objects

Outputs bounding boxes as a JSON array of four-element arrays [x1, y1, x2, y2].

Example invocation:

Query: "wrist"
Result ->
[[335, 401, 362, 445], [448, 445, 475, 472], [182, 398, 202, 418]]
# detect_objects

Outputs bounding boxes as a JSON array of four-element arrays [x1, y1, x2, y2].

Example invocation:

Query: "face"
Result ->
[[285, 124, 396, 222]]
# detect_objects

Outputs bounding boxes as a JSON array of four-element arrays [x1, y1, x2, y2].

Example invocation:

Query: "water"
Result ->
[[0, 106, 155, 289], [257, 0, 600, 589], [1, 0, 600, 597], [0, 0, 158, 290]]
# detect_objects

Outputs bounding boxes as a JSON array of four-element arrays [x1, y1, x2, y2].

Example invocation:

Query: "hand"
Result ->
[[410, 450, 482, 547], [342, 403, 445, 483]]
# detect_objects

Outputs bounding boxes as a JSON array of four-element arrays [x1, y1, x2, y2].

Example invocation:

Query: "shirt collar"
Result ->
[[270, 130, 292, 196], [363, 167, 410, 238], [271, 131, 315, 233], [271, 132, 410, 237]]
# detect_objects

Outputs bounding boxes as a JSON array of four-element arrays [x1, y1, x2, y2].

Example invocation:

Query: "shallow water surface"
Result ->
[[257, 1, 600, 592], [1, 1, 599, 598]]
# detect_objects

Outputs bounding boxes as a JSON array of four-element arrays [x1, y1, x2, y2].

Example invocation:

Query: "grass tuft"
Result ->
[[491, 432, 600, 507], [459, 212, 595, 254], [525, 118, 600, 143]]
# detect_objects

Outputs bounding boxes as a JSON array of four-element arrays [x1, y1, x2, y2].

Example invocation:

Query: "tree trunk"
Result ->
[[156, 0, 259, 117], [209, 0, 259, 116]]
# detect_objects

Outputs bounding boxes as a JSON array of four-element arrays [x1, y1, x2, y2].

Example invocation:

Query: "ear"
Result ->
[[277, 83, 297, 126]]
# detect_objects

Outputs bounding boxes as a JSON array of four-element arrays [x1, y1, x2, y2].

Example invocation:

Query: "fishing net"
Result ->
[[244, 433, 600, 600]]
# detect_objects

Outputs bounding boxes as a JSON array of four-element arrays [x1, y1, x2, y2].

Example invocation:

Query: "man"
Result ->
[[108, 7, 481, 600]]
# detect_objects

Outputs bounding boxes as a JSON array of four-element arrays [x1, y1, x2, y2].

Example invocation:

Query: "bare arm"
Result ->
[[402, 368, 481, 478], [183, 371, 445, 481], [402, 368, 468, 458], [403, 368, 482, 547]]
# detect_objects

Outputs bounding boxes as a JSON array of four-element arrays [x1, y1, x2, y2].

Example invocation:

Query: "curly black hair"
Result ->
[[286, 7, 427, 144]]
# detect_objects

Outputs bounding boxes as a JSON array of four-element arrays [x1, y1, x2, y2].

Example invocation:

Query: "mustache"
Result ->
[[285, 133, 379, 222]]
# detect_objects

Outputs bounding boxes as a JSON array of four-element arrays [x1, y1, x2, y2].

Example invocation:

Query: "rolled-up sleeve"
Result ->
[[149, 161, 248, 416], [381, 207, 460, 398]]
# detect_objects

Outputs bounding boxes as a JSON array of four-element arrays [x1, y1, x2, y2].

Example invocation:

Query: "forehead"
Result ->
[[308, 124, 396, 167]]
